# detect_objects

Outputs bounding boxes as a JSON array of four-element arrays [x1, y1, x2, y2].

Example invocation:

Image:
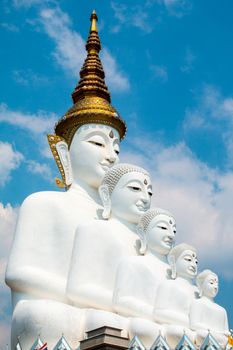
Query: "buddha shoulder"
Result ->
[[20, 190, 68, 213]]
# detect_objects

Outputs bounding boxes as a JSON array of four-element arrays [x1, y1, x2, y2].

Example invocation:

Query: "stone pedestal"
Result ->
[[80, 326, 129, 350]]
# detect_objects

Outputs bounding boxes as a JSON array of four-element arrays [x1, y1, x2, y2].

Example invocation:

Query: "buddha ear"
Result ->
[[136, 225, 147, 255], [99, 185, 111, 219], [196, 278, 203, 297], [168, 254, 176, 279], [56, 140, 73, 186], [48, 135, 73, 188]]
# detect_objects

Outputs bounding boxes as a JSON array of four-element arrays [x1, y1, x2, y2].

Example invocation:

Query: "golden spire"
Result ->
[[71, 10, 110, 104], [54, 10, 126, 147], [90, 10, 98, 33]]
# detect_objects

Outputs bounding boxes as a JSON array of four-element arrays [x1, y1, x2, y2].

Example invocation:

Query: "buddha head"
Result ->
[[47, 11, 126, 190], [196, 269, 218, 299], [99, 163, 153, 224], [137, 208, 176, 255], [168, 243, 198, 280]]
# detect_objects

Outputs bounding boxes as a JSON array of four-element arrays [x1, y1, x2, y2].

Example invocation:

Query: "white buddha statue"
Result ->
[[190, 269, 229, 348], [66, 163, 152, 333], [153, 243, 198, 348], [5, 11, 127, 350], [112, 208, 176, 346]]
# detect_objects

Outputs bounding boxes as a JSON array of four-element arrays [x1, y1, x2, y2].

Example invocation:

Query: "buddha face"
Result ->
[[69, 124, 120, 188], [202, 274, 218, 298], [146, 214, 176, 255], [110, 172, 152, 224], [175, 249, 198, 279]]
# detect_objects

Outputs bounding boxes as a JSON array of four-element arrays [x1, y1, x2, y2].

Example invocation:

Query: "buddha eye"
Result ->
[[173, 230, 176, 234], [128, 186, 141, 191], [114, 149, 120, 155], [157, 225, 168, 230], [184, 257, 192, 262], [88, 140, 105, 147], [148, 191, 153, 197]]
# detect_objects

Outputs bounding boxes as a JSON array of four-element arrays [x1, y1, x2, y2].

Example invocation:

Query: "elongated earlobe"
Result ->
[[168, 255, 176, 279], [56, 141, 73, 186], [47, 134, 73, 188], [196, 280, 203, 297], [136, 225, 147, 255], [99, 185, 111, 219]]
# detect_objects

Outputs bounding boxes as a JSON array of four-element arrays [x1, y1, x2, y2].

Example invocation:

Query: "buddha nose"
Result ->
[[105, 145, 117, 164], [141, 190, 150, 206], [106, 154, 117, 164], [168, 229, 175, 238]]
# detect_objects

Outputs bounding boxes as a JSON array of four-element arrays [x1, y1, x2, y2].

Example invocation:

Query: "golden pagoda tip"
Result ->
[[90, 9, 98, 33]]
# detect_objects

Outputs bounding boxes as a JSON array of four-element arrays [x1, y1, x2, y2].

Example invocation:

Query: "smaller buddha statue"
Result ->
[[66, 163, 152, 334], [112, 208, 176, 346], [153, 243, 198, 348], [190, 269, 229, 348]]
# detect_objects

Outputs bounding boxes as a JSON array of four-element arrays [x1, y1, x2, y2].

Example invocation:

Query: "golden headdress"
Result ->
[[48, 10, 127, 188]]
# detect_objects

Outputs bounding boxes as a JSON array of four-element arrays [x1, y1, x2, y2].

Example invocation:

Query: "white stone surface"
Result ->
[[153, 244, 198, 348], [113, 210, 175, 347], [5, 123, 230, 349], [66, 165, 152, 334], [190, 270, 229, 348], [5, 124, 120, 349]]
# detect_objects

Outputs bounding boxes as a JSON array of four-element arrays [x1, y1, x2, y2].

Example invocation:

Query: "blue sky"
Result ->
[[1, 0, 233, 346]]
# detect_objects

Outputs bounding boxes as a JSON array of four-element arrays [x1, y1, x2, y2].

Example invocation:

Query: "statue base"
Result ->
[[80, 326, 129, 350]]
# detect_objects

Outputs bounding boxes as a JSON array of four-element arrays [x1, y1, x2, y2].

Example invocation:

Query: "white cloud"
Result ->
[[0, 142, 23, 186], [13, 0, 52, 8], [111, 2, 153, 33], [122, 137, 233, 279], [0, 103, 57, 135], [1, 22, 19, 32], [160, 0, 192, 17], [12, 69, 49, 86], [101, 49, 130, 92], [180, 47, 196, 73], [26, 160, 52, 180], [183, 85, 233, 165], [150, 64, 168, 83], [39, 7, 130, 92], [0, 203, 18, 347], [0, 322, 10, 348], [0, 103, 57, 158], [0, 203, 18, 283], [39, 7, 85, 79]]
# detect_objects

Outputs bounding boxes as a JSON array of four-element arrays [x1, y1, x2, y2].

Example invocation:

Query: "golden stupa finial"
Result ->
[[90, 10, 98, 33], [51, 11, 127, 187]]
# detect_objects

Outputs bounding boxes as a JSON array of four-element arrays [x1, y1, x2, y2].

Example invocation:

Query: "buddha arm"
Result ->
[[67, 284, 112, 310], [66, 225, 115, 311], [154, 308, 188, 326], [189, 301, 206, 330], [154, 282, 189, 326], [6, 266, 66, 302], [113, 260, 153, 319], [113, 295, 153, 319], [5, 194, 67, 302]]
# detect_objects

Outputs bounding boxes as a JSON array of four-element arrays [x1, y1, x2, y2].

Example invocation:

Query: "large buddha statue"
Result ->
[[190, 269, 229, 348], [112, 208, 176, 346], [153, 243, 198, 348], [5, 11, 126, 350], [66, 163, 152, 334]]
